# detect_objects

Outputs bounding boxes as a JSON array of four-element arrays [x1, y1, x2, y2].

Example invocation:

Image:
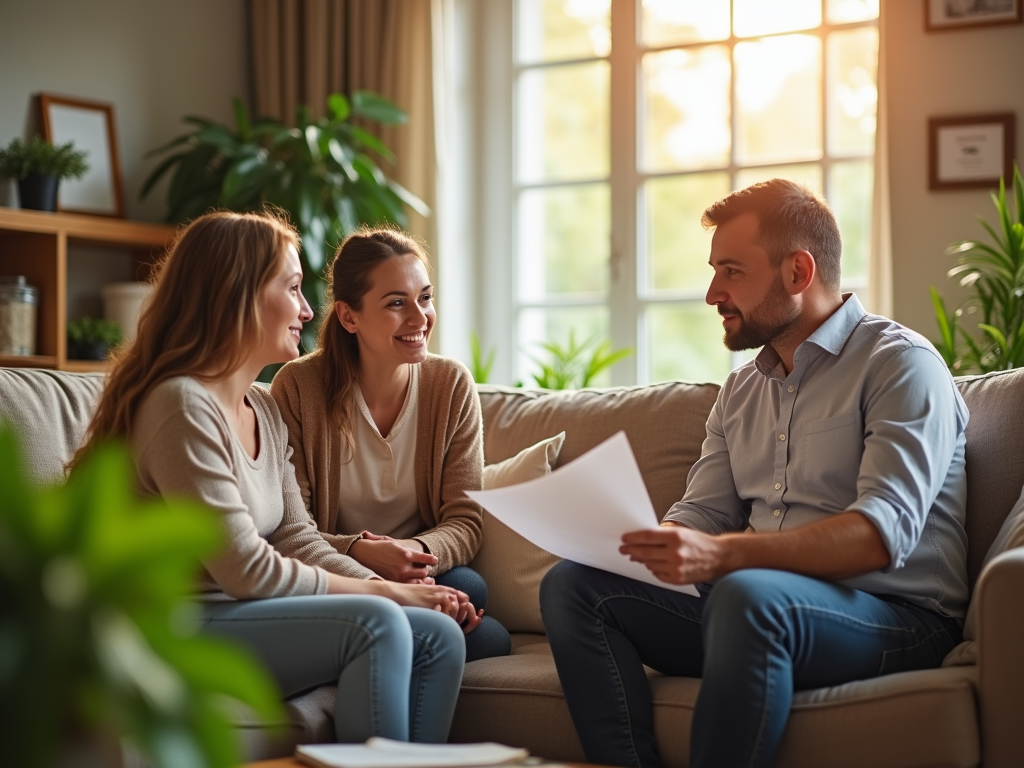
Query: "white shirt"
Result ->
[[336, 364, 422, 540]]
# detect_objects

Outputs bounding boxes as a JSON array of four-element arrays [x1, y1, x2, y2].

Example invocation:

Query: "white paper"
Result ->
[[296, 738, 529, 768], [467, 431, 698, 596]]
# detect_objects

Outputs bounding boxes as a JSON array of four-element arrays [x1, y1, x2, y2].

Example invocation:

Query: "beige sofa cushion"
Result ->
[[477, 381, 720, 520], [473, 433, 565, 633]]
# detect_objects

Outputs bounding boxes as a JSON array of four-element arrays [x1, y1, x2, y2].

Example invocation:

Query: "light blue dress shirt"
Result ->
[[663, 294, 970, 618]]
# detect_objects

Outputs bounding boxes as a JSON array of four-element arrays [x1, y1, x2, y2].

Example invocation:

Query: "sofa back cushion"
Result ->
[[0, 368, 105, 484], [955, 367, 1024, 589], [477, 381, 721, 521]]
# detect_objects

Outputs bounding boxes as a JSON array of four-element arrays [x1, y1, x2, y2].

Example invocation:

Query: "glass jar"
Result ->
[[0, 275, 38, 355]]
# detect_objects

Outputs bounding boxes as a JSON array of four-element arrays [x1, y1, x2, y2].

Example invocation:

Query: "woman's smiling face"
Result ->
[[335, 252, 436, 369]]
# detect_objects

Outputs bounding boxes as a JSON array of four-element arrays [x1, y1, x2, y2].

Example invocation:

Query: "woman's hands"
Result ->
[[383, 581, 484, 634], [349, 532, 438, 583]]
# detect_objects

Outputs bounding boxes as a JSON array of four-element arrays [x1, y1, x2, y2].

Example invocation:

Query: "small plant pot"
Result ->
[[71, 341, 109, 361], [17, 173, 59, 212]]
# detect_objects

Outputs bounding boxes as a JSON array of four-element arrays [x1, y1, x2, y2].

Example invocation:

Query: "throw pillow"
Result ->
[[943, 479, 1024, 667], [472, 432, 565, 634]]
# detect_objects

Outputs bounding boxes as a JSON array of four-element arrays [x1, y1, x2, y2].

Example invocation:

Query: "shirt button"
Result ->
[[774, 482, 782, 490], [787, 385, 794, 393], [773, 509, 781, 517], [779, 434, 786, 441]]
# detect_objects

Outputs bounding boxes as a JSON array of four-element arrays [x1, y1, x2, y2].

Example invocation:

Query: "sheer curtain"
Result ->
[[248, 0, 437, 257], [867, 2, 893, 318]]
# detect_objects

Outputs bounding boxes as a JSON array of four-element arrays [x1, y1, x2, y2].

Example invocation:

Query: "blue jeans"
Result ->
[[201, 594, 464, 743], [435, 566, 512, 662], [540, 562, 961, 768]]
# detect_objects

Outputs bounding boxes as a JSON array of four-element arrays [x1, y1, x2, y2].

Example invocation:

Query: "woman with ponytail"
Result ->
[[271, 228, 511, 661], [74, 210, 467, 744]]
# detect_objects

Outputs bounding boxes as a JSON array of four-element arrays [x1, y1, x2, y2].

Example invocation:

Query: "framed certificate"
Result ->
[[928, 113, 1015, 191]]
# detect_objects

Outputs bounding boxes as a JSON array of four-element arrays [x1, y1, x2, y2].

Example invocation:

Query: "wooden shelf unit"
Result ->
[[0, 207, 175, 371]]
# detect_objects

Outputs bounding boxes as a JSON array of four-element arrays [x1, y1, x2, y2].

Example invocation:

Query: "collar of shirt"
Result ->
[[753, 292, 868, 381]]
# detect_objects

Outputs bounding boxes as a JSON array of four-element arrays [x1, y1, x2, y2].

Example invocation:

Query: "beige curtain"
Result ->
[[248, 0, 437, 251], [867, 3, 893, 318]]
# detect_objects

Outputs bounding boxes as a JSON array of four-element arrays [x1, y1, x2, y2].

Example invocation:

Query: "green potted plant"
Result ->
[[67, 317, 122, 361], [141, 92, 428, 354], [526, 330, 633, 390], [0, 426, 284, 768], [931, 163, 1024, 374], [0, 135, 89, 212]]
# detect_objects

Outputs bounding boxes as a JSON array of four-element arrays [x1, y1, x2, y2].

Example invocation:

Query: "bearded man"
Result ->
[[540, 179, 969, 768]]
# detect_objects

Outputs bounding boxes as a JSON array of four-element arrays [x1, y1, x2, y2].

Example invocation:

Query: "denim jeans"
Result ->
[[202, 594, 465, 743], [540, 562, 961, 768], [435, 566, 512, 662]]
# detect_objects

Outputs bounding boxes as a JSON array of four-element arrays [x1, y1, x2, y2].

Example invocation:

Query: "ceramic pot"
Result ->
[[17, 173, 59, 212]]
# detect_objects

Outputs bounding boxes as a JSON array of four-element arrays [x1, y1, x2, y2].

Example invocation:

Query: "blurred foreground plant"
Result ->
[[0, 426, 284, 768]]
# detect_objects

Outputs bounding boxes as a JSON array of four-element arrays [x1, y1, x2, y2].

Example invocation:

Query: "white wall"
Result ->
[[0, 0, 248, 222], [885, 1, 1024, 337]]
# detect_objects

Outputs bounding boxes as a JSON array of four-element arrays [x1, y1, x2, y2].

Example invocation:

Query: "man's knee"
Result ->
[[703, 569, 795, 637]]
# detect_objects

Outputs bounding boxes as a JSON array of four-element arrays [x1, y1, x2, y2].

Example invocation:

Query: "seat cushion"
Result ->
[[452, 635, 980, 768]]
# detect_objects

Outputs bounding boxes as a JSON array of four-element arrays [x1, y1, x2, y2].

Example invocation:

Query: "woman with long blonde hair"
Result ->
[[74, 211, 467, 743], [271, 228, 510, 661]]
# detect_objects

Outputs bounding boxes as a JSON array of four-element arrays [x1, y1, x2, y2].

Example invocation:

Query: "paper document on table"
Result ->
[[467, 431, 698, 596], [296, 738, 529, 768]]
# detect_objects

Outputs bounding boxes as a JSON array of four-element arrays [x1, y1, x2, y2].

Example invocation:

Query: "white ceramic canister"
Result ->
[[0, 275, 38, 355], [102, 281, 153, 343]]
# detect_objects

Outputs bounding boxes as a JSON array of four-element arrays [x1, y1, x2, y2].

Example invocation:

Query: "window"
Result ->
[[495, 0, 878, 385]]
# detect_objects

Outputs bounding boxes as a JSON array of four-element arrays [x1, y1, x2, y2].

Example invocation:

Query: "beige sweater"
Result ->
[[133, 376, 377, 600], [271, 353, 485, 575]]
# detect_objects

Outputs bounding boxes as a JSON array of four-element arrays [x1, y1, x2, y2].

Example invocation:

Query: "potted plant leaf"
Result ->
[[526, 330, 633, 389], [0, 426, 284, 768], [0, 135, 89, 212], [140, 92, 428, 355], [67, 317, 123, 361], [930, 163, 1024, 374]]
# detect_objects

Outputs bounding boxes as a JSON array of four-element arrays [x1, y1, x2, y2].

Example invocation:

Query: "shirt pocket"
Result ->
[[799, 411, 863, 506]]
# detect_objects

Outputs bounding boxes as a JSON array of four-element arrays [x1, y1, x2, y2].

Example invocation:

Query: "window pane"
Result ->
[[828, 27, 878, 156], [830, 160, 873, 284], [645, 173, 730, 293], [733, 0, 820, 37], [518, 61, 610, 183], [735, 163, 823, 194], [518, 305, 610, 386], [826, 0, 879, 24], [516, 0, 611, 63], [518, 184, 610, 301], [647, 303, 733, 383], [735, 35, 821, 165], [642, 0, 729, 47], [643, 47, 731, 173]]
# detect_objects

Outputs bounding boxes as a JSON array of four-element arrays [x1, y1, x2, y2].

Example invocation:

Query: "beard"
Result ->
[[719, 273, 800, 352]]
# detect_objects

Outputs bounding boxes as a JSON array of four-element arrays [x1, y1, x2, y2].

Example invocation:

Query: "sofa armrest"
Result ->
[[977, 547, 1024, 768]]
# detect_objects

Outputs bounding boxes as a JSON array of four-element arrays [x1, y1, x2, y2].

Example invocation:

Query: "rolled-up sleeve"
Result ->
[[851, 346, 967, 571]]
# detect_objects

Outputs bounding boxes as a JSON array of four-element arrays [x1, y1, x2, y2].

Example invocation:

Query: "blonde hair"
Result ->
[[316, 226, 430, 458], [71, 210, 298, 468]]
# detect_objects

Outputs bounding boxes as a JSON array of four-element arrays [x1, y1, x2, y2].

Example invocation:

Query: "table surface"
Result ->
[[243, 759, 593, 768]]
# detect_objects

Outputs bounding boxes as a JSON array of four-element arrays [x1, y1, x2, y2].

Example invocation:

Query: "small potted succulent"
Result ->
[[0, 135, 89, 212], [67, 316, 122, 361]]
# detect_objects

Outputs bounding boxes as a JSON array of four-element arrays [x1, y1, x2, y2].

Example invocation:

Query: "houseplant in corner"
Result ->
[[67, 316, 123, 361], [931, 163, 1024, 374], [0, 426, 284, 768], [0, 135, 89, 212], [140, 92, 428, 354]]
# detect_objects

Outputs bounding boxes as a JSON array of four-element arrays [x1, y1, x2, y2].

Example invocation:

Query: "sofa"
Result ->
[[2, 366, 1024, 768]]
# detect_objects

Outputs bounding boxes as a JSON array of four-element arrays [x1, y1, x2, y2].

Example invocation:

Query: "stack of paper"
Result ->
[[296, 738, 531, 768]]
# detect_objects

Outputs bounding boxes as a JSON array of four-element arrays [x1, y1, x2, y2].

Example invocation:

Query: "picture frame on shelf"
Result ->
[[39, 93, 125, 218], [928, 112, 1015, 191], [924, 0, 1022, 31]]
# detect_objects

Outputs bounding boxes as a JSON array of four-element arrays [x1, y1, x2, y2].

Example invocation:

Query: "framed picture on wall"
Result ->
[[39, 93, 125, 218], [925, 0, 1023, 31], [928, 112, 1016, 191]]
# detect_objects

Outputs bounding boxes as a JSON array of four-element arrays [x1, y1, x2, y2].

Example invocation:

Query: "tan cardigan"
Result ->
[[271, 353, 485, 575]]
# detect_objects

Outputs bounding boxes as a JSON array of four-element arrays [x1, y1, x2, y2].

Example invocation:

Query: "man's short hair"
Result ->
[[701, 179, 842, 292]]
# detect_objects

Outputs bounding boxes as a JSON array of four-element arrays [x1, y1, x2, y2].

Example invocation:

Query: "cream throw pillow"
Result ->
[[944, 480, 1024, 667], [472, 432, 566, 634]]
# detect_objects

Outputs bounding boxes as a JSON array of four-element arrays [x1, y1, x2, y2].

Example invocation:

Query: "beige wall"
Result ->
[[885, 1, 1024, 336], [0, 0, 248, 222]]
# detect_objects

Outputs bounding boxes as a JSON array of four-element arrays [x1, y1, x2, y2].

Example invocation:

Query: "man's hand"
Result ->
[[620, 524, 729, 585], [349, 532, 438, 582]]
